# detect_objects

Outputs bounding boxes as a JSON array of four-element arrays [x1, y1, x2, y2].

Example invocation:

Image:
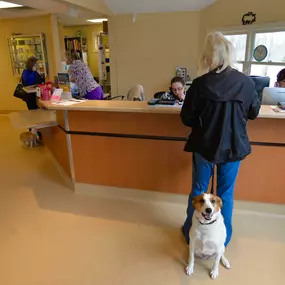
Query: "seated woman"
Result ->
[[157, 77, 186, 102], [170, 76, 186, 101], [67, 51, 104, 100], [276, 68, 285, 87]]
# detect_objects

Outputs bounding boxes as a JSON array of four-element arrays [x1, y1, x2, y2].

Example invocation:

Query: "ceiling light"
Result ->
[[87, 18, 108, 23], [0, 1, 23, 8]]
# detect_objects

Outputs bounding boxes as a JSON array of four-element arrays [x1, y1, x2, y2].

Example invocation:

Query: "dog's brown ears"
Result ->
[[215, 196, 223, 209], [192, 195, 204, 210], [192, 195, 203, 204]]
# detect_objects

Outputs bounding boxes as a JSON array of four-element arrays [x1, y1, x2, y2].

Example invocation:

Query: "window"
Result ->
[[223, 27, 285, 86], [224, 34, 247, 62]]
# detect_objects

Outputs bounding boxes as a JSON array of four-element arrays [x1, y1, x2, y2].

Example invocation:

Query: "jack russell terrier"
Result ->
[[186, 193, 230, 279]]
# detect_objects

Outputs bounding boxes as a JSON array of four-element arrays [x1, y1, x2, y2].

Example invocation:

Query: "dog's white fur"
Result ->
[[186, 193, 230, 279]]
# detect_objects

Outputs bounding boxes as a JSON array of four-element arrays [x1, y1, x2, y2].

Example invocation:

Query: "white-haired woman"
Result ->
[[181, 32, 260, 247]]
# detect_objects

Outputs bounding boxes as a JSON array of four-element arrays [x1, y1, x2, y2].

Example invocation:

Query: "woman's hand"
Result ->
[[178, 93, 186, 101]]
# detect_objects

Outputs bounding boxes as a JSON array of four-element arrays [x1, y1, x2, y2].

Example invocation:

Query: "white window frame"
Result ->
[[217, 22, 285, 75]]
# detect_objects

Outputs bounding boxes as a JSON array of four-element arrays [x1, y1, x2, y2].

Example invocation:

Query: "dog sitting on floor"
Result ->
[[20, 131, 38, 148], [186, 193, 230, 279]]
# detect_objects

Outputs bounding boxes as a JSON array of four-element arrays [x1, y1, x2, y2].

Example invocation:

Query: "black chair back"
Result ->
[[154, 91, 166, 99]]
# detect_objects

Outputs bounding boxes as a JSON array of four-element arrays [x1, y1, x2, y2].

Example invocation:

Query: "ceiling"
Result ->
[[0, 0, 218, 25], [103, 0, 217, 14], [0, 0, 106, 25]]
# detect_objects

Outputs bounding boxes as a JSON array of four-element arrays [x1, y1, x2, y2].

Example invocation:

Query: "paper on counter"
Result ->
[[270, 106, 285, 113], [52, 99, 86, 106]]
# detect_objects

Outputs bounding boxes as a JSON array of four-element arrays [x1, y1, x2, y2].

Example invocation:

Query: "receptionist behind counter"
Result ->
[[170, 77, 186, 101], [67, 51, 104, 100], [153, 76, 186, 104]]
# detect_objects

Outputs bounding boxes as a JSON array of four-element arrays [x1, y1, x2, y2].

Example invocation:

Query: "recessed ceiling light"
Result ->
[[87, 18, 108, 23], [0, 1, 23, 8]]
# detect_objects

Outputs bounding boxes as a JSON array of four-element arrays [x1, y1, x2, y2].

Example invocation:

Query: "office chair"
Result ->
[[104, 94, 125, 100], [249, 76, 270, 101], [103, 85, 125, 100], [127, 85, 145, 101]]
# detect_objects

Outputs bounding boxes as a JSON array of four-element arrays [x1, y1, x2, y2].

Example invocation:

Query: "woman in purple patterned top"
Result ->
[[67, 52, 104, 100]]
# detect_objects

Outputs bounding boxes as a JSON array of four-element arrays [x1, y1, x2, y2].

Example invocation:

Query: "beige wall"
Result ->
[[108, 12, 200, 98], [201, 0, 285, 32], [200, 0, 285, 46], [109, 0, 285, 98], [62, 24, 103, 77], [0, 15, 56, 111]]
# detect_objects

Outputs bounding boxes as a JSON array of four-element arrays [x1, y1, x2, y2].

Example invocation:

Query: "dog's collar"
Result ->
[[197, 217, 217, 226]]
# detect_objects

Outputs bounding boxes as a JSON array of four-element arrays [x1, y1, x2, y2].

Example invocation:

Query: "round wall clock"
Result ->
[[253, 45, 268, 62]]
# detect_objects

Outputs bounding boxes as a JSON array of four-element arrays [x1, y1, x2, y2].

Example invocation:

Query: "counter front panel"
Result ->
[[40, 101, 285, 204]]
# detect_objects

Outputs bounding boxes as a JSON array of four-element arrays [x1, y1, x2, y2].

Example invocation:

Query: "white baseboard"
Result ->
[[75, 182, 187, 204], [75, 183, 285, 217]]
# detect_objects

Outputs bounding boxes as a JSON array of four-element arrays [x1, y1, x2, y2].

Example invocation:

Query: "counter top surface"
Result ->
[[40, 100, 183, 114], [39, 100, 285, 119]]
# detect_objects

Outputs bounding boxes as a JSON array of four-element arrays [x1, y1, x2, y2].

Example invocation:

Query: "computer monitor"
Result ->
[[262, 87, 285, 105], [249, 76, 270, 101]]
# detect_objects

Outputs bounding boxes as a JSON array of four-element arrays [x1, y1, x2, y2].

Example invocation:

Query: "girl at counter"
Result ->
[[22, 56, 45, 110], [67, 51, 104, 100], [180, 32, 260, 247]]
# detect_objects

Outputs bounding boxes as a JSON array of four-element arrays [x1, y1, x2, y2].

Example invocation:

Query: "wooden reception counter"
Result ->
[[40, 100, 285, 204]]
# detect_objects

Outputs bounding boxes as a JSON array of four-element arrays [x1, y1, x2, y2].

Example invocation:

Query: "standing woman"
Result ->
[[181, 32, 260, 247], [67, 51, 104, 100], [22, 56, 45, 110]]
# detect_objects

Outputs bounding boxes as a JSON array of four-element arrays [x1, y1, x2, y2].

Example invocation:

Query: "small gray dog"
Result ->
[[20, 131, 39, 148]]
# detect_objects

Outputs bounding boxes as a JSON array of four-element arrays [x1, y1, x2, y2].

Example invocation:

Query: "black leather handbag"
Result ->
[[13, 75, 27, 101]]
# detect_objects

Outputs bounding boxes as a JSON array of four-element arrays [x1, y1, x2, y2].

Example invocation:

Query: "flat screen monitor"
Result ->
[[262, 87, 285, 105], [249, 76, 270, 101]]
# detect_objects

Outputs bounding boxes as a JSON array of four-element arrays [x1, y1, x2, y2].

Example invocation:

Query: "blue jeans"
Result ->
[[182, 153, 241, 247]]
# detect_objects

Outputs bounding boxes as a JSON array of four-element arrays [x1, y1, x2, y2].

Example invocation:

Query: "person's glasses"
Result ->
[[172, 87, 184, 92]]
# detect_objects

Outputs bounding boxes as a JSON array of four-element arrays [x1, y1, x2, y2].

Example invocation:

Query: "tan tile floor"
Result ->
[[0, 115, 284, 285]]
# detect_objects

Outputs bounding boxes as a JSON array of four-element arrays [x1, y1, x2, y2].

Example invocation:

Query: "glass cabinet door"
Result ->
[[8, 34, 49, 78]]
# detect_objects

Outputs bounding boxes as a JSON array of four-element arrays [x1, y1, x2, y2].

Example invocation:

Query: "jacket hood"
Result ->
[[197, 67, 252, 103]]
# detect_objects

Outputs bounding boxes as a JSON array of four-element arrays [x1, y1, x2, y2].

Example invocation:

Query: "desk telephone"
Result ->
[[148, 91, 181, 106]]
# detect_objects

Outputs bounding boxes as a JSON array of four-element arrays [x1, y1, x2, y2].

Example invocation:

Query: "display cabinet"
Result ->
[[8, 33, 49, 78]]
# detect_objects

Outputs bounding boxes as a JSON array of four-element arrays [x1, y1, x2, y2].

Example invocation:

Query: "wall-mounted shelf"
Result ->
[[64, 36, 88, 64]]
